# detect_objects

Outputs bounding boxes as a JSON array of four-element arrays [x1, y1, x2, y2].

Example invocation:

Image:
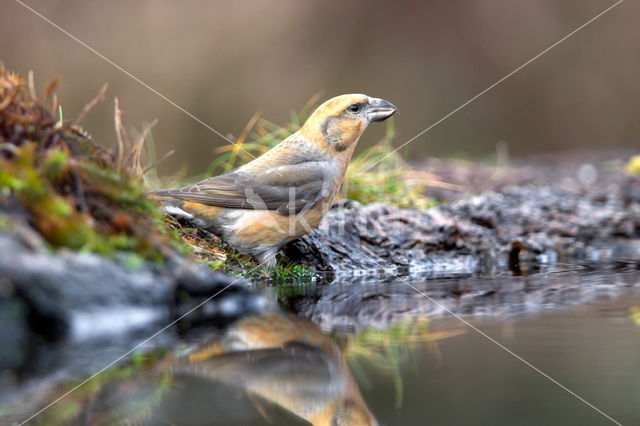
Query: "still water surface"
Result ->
[[4, 265, 640, 425]]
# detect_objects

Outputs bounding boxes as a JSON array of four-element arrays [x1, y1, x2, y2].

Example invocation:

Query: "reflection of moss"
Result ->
[[271, 281, 316, 307], [0, 65, 183, 262], [629, 306, 640, 326], [345, 317, 465, 408], [26, 349, 172, 426], [345, 317, 431, 407]]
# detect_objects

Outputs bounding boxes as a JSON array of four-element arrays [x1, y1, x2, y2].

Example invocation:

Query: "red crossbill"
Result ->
[[152, 94, 397, 266], [177, 312, 378, 426]]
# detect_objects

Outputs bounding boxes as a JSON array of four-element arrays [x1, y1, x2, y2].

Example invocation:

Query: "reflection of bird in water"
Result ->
[[174, 312, 378, 426]]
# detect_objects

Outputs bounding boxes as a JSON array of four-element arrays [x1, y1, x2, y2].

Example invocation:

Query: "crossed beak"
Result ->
[[366, 97, 398, 123]]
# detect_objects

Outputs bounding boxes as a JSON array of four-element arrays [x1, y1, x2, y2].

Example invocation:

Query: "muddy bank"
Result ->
[[287, 262, 640, 332], [288, 169, 640, 274], [0, 65, 266, 354], [0, 224, 268, 415], [0, 226, 265, 349]]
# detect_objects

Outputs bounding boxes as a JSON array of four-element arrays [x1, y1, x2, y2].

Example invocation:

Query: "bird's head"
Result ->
[[299, 94, 397, 153]]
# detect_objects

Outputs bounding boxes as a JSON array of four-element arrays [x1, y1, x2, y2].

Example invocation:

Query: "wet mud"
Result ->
[[288, 161, 640, 275]]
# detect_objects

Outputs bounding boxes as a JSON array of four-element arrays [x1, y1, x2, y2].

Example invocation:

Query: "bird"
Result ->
[[174, 312, 378, 426], [151, 94, 397, 267]]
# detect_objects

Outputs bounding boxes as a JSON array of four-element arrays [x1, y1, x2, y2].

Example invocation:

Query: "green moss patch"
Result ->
[[0, 65, 179, 261]]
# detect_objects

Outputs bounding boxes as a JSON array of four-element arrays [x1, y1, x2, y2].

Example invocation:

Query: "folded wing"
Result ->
[[152, 162, 328, 215]]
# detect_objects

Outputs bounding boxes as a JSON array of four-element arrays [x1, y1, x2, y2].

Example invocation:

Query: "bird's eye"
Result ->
[[348, 104, 360, 113]]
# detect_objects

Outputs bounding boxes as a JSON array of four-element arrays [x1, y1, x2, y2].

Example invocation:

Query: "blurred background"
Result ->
[[1, 0, 638, 176]]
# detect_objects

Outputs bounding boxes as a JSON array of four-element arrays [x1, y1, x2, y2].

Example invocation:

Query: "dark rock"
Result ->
[[290, 266, 640, 332], [287, 182, 640, 274], [0, 230, 265, 344]]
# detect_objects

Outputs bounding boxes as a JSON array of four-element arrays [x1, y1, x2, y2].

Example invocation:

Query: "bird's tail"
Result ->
[[147, 191, 195, 219]]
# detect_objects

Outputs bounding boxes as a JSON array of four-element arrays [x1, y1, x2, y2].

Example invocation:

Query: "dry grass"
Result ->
[[0, 65, 180, 261], [205, 96, 457, 209]]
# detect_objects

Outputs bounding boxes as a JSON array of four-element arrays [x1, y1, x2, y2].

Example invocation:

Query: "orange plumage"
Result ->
[[152, 94, 397, 267]]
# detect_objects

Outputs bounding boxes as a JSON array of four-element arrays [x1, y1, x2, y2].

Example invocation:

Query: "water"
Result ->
[[3, 264, 640, 425]]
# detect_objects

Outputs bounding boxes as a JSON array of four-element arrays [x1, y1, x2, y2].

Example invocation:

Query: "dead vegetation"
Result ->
[[0, 64, 314, 279], [0, 64, 178, 261], [205, 95, 458, 209]]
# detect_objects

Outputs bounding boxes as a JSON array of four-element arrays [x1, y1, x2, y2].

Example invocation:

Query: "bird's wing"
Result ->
[[152, 162, 328, 215]]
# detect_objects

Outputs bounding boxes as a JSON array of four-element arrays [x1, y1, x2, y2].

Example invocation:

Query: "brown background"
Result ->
[[1, 0, 638, 176]]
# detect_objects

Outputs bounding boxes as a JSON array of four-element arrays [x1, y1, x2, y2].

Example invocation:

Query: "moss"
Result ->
[[0, 65, 184, 262], [272, 263, 315, 282], [18, 348, 172, 426], [213, 249, 315, 283], [163, 214, 316, 282], [205, 246, 315, 282], [344, 317, 465, 408], [629, 306, 640, 327], [625, 155, 640, 176]]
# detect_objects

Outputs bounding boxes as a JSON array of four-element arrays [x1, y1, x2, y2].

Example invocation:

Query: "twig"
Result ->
[[50, 93, 58, 115], [39, 77, 59, 105], [142, 149, 175, 175], [113, 97, 127, 170], [27, 70, 37, 100], [126, 118, 158, 176], [72, 83, 108, 126]]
